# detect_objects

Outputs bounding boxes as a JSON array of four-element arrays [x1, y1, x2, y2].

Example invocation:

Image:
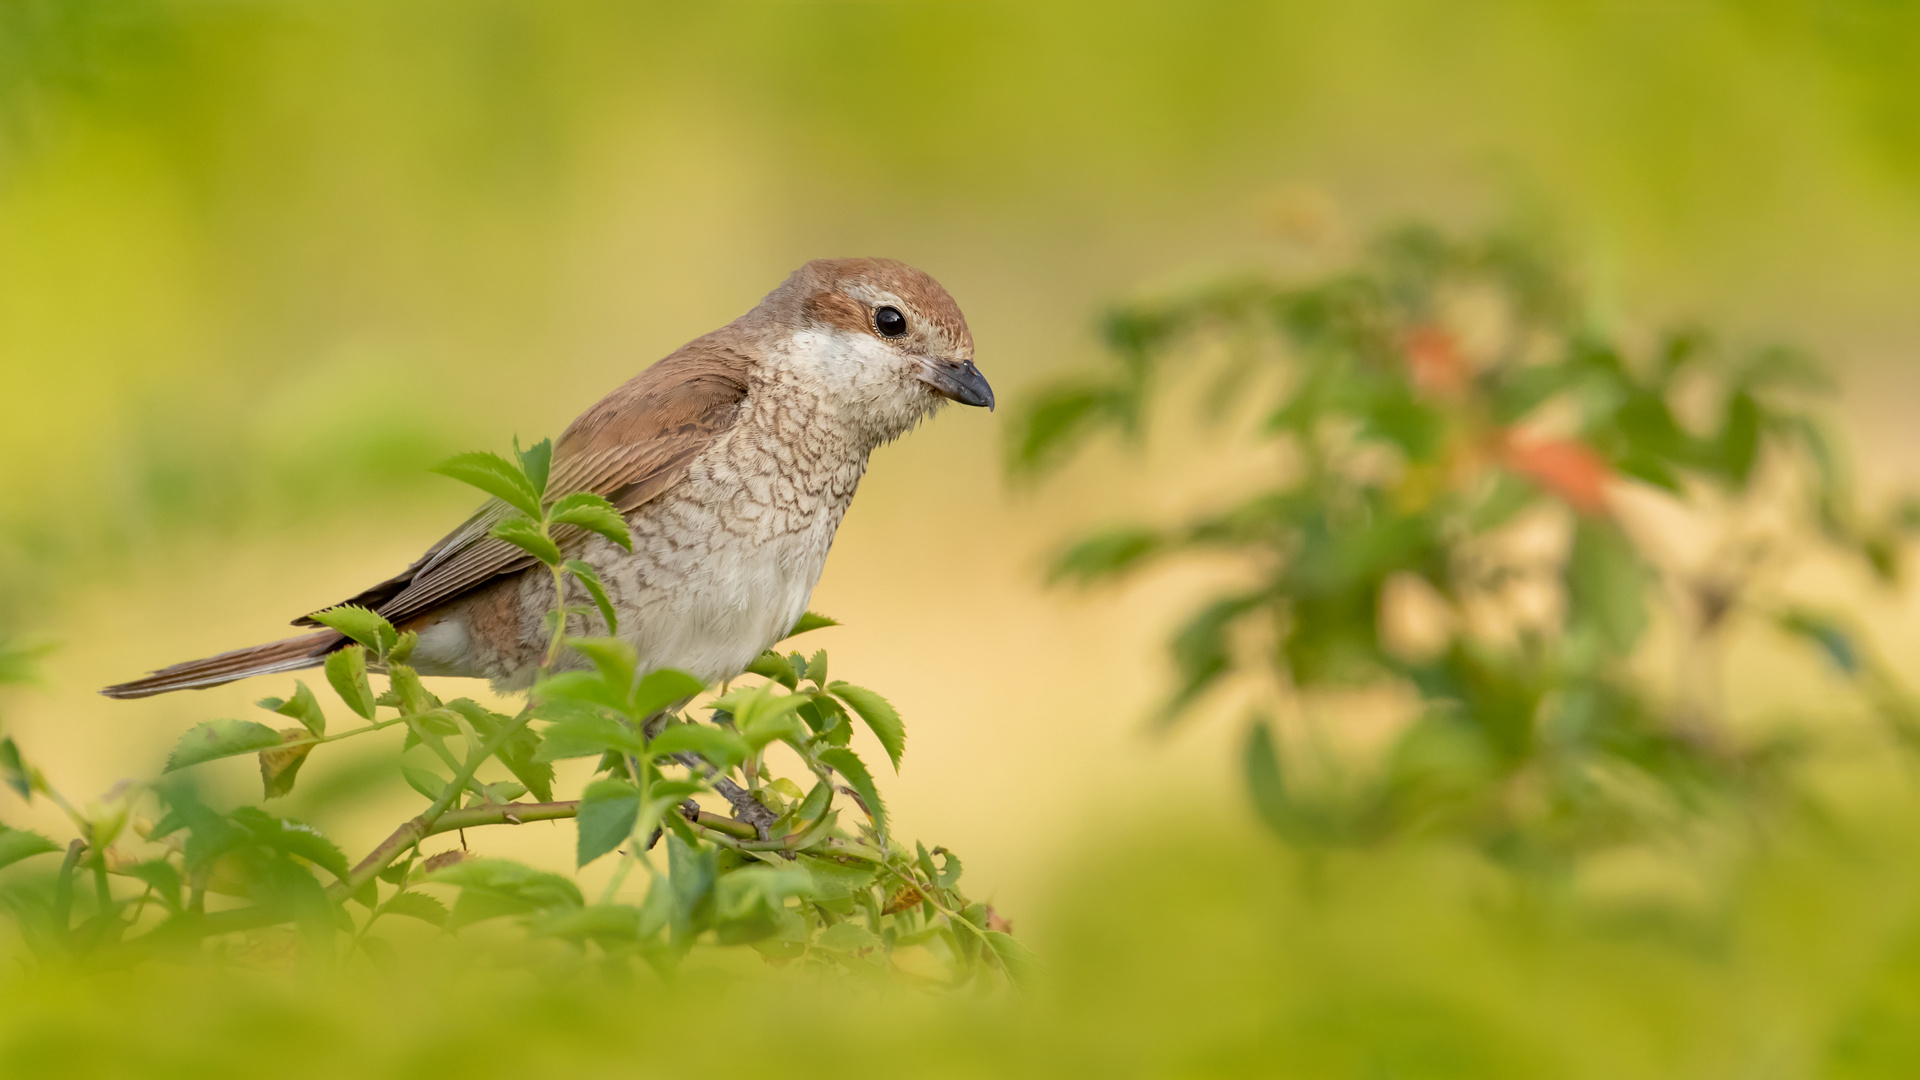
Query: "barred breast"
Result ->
[[433, 364, 874, 690]]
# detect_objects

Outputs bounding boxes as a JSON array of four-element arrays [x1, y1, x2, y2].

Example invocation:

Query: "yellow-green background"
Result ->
[[4, 3, 1920, 1076]]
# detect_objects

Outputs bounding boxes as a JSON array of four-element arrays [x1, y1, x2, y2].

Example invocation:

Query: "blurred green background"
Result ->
[[6, 2, 1920, 1075]]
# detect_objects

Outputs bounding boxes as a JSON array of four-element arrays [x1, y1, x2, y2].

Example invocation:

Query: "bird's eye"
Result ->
[[873, 305, 908, 338]]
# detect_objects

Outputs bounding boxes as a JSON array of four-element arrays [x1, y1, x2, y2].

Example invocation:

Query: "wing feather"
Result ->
[[296, 339, 753, 629]]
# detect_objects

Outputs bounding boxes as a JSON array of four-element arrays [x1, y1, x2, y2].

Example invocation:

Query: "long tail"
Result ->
[[101, 630, 345, 699]]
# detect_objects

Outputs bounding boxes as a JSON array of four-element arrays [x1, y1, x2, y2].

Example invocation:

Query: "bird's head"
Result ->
[[751, 257, 991, 441]]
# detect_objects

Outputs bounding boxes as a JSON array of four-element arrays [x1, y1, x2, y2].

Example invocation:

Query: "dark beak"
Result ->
[[921, 360, 995, 410]]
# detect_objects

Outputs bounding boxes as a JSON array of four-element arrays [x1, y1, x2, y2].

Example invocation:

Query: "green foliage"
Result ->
[[0, 442, 1013, 989], [1016, 226, 1920, 864], [164, 720, 287, 772]]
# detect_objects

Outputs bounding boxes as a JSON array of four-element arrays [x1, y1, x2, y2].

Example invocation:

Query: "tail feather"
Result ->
[[101, 630, 345, 699]]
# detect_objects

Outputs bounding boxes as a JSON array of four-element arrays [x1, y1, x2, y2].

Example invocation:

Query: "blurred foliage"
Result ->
[[13, 803, 1920, 1079], [0, 446, 1021, 988], [1016, 226, 1920, 867]]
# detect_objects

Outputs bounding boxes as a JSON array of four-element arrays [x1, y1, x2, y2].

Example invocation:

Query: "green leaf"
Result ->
[[549, 492, 633, 552], [793, 779, 832, 827], [648, 724, 749, 769], [1567, 518, 1649, 654], [983, 930, 1039, 986], [576, 778, 641, 867], [0, 737, 30, 800], [533, 671, 626, 713], [1243, 719, 1307, 840], [799, 853, 876, 901], [229, 808, 351, 881], [828, 682, 906, 772], [533, 714, 643, 761], [630, 668, 704, 719], [815, 919, 881, 954], [490, 518, 563, 566], [325, 646, 377, 720], [401, 762, 448, 801], [122, 859, 183, 911], [380, 890, 449, 928], [258, 728, 315, 799], [257, 680, 326, 737], [0, 826, 59, 871], [388, 665, 439, 715], [307, 606, 399, 656], [565, 560, 619, 635], [782, 611, 839, 641], [427, 858, 584, 928], [805, 650, 828, 687], [515, 436, 552, 499], [165, 719, 287, 772], [1162, 593, 1265, 723], [432, 450, 542, 519], [1048, 527, 1163, 586], [447, 700, 554, 803], [747, 651, 798, 689], [819, 747, 887, 837], [568, 636, 638, 691]]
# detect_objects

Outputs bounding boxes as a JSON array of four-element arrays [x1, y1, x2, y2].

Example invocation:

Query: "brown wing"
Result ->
[[297, 336, 753, 629]]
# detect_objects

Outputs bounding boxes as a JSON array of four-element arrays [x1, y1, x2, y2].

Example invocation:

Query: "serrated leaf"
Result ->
[[380, 890, 449, 928], [165, 719, 286, 772], [631, 668, 705, 719], [748, 651, 798, 690], [388, 665, 439, 715], [647, 723, 749, 769], [259, 728, 315, 799], [567, 636, 637, 693], [229, 808, 352, 882], [576, 778, 640, 867], [258, 680, 326, 737], [490, 518, 563, 566], [819, 747, 887, 837], [307, 606, 399, 656], [534, 714, 644, 761], [402, 762, 448, 801], [565, 560, 619, 635], [533, 670, 626, 713], [829, 682, 906, 772], [549, 492, 633, 552], [447, 699, 554, 803], [815, 919, 880, 953], [983, 930, 1039, 986], [325, 646, 376, 720], [782, 612, 839, 641], [806, 649, 828, 687], [432, 451, 542, 519], [515, 436, 552, 499], [427, 858, 583, 928], [0, 826, 59, 871]]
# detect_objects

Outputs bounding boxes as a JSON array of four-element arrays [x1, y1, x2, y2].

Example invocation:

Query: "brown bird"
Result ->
[[103, 258, 991, 699]]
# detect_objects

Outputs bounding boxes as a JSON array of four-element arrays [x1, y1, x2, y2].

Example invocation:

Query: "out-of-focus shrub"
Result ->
[[1015, 226, 1920, 867]]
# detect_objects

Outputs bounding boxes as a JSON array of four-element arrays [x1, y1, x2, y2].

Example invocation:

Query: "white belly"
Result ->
[[611, 516, 833, 684]]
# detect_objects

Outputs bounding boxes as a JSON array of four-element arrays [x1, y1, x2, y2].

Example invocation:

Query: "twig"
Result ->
[[668, 750, 778, 839]]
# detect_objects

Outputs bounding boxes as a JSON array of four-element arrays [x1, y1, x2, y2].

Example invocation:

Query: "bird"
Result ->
[[103, 258, 991, 699]]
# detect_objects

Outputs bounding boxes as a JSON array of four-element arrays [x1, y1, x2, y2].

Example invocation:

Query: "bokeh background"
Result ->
[[6, 3, 1920, 1076]]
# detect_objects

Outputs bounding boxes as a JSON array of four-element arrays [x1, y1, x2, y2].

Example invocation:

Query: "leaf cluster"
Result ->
[[1013, 225, 1920, 865]]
